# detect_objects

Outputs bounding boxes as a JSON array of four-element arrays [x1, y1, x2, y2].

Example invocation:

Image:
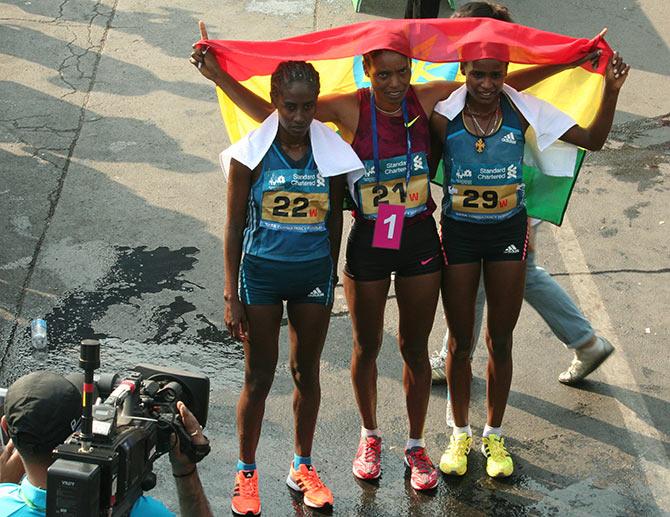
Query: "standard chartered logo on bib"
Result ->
[[456, 169, 473, 181], [269, 174, 286, 187]]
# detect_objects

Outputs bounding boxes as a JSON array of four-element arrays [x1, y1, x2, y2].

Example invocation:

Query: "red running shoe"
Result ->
[[231, 469, 261, 516], [352, 435, 382, 480], [404, 447, 439, 491], [286, 463, 334, 509]]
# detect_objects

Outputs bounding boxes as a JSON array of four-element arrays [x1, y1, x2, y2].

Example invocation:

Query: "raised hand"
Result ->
[[605, 51, 630, 92], [568, 29, 608, 70], [190, 20, 222, 83]]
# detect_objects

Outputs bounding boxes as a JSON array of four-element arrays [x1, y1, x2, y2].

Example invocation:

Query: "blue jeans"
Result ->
[[440, 251, 595, 359]]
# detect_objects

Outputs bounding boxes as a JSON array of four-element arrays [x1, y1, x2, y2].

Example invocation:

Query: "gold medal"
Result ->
[[475, 138, 486, 153]]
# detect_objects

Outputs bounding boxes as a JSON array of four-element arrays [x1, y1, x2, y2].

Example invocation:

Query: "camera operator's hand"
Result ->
[[168, 402, 213, 517], [169, 401, 209, 475], [0, 439, 25, 484]]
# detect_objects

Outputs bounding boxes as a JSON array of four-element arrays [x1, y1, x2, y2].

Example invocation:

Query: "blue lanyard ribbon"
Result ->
[[369, 90, 413, 187]]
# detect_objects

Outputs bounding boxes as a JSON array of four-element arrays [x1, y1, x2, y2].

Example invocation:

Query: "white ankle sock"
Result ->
[[361, 427, 381, 438], [453, 424, 472, 437], [406, 437, 425, 449], [483, 424, 502, 437]]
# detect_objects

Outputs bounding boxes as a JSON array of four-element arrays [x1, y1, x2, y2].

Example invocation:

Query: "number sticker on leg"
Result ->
[[372, 204, 405, 249]]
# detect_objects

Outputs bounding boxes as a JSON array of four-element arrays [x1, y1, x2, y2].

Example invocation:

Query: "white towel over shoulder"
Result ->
[[434, 84, 579, 178], [219, 111, 365, 197]]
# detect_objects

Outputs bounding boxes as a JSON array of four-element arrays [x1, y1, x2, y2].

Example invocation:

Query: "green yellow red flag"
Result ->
[[201, 18, 611, 225]]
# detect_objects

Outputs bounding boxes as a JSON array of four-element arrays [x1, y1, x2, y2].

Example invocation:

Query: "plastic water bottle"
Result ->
[[30, 319, 47, 361]]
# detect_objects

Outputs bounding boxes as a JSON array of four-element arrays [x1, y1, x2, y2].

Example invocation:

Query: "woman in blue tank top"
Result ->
[[223, 61, 345, 514], [430, 46, 629, 479]]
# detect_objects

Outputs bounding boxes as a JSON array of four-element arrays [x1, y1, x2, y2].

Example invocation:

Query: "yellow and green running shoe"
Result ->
[[481, 434, 513, 478], [439, 432, 472, 476]]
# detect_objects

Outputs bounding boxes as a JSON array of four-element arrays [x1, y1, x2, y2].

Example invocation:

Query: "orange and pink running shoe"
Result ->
[[286, 463, 334, 509], [231, 469, 261, 516], [352, 435, 382, 480], [404, 446, 439, 491]]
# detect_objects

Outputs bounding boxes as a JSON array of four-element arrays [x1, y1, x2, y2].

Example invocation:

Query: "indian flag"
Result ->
[[201, 18, 611, 225]]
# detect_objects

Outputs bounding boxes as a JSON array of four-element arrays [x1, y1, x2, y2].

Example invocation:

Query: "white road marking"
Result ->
[[0, 308, 28, 326], [553, 217, 670, 512], [0, 278, 58, 299]]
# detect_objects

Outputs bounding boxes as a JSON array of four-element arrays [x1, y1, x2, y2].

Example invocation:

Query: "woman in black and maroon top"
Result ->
[[342, 51, 442, 491], [191, 23, 573, 491]]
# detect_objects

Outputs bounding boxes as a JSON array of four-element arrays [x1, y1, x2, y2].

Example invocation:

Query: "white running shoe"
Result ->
[[559, 336, 615, 385], [430, 352, 446, 384]]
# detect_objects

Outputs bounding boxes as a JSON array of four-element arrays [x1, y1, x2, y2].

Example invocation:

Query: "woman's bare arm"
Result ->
[[191, 21, 357, 132], [504, 49, 602, 92], [327, 175, 346, 279], [223, 158, 253, 340], [429, 112, 448, 179], [415, 47, 603, 116], [191, 22, 273, 123], [558, 52, 629, 151]]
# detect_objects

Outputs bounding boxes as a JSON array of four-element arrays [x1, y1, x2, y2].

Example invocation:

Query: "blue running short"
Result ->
[[240, 254, 334, 305]]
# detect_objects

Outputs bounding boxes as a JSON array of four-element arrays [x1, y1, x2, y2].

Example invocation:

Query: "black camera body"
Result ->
[[46, 359, 210, 517]]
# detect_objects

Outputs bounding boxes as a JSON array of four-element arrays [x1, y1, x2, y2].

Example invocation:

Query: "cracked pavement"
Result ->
[[0, 0, 668, 514]]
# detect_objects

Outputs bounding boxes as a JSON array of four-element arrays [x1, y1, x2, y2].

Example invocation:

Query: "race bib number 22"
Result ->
[[261, 190, 329, 227]]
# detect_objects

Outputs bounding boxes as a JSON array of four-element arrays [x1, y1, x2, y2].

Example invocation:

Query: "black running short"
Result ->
[[440, 209, 529, 265], [344, 216, 442, 281]]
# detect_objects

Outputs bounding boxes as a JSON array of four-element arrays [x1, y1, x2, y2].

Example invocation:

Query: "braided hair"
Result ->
[[451, 1, 513, 22], [270, 61, 320, 98]]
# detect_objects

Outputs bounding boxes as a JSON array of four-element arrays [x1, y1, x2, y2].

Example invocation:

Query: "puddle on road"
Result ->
[[592, 113, 670, 193], [21, 245, 242, 386]]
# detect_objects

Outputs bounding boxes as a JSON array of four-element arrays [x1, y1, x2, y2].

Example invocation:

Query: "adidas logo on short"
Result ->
[[307, 287, 324, 298], [501, 132, 517, 144], [504, 244, 520, 254]]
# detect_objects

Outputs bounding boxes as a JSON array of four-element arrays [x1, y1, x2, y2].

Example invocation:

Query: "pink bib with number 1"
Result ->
[[372, 204, 405, 249]]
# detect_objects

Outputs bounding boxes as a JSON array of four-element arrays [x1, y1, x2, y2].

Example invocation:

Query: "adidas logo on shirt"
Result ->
[[307, 287, 324, 298], [504, 244, 520, 254], [501, 132, 517, 144]]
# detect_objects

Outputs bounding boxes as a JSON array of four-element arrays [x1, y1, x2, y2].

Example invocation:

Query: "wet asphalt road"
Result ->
[[0, 0, 668, 515]]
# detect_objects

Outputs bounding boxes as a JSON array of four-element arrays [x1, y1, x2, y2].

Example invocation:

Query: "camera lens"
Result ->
[[158, 381, 183, 403]]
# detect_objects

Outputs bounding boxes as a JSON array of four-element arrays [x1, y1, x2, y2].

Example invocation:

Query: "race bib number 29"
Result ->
[[451, 184, 518, 214]]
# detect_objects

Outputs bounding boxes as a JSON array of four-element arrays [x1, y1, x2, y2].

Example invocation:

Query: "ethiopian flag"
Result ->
[[201, 18, 611, 225]]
